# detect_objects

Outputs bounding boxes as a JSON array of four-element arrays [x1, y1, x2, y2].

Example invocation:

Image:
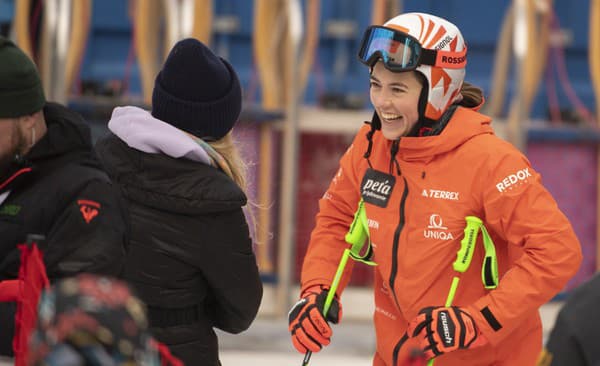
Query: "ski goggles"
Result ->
[[357, 25, 467, 71]]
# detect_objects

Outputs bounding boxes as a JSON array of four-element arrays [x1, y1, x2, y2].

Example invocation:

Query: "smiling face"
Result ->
[[369, 62, 423, 140]]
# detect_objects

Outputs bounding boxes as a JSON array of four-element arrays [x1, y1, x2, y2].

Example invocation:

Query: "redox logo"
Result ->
[[496, 168, 532, 192]]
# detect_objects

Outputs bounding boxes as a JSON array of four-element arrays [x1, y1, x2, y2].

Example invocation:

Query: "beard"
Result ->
[[0, 126, 27, 179]]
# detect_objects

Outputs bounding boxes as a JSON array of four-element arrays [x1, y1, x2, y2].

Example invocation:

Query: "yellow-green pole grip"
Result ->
[[453, 216, 482, 273], [345, 200, 368, 248]]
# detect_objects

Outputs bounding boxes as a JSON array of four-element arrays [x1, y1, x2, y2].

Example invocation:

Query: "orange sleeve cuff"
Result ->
[[468, 301, 505, 346]]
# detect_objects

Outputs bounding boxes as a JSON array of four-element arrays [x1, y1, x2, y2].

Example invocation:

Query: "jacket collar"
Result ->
[[396, 106, 494, 163]]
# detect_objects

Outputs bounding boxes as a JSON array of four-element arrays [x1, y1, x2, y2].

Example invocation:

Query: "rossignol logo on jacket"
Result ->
[[77, 199, 101, 224], [496, 168, 532, 192], [361, 168, 396, 208]]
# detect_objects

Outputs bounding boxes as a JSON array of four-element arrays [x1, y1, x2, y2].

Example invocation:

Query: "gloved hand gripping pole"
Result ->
[[427, 216, 498, 366], [301, 199, 376, 366]]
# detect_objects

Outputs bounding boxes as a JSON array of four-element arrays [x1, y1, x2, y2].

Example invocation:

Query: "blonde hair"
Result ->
[[207, 132, 247, 192], [208, 131, 262, 244]]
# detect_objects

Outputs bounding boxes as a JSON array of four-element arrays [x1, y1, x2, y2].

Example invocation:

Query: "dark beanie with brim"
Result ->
[[0, 36, 46, 118], [151, 38, 242, 140]]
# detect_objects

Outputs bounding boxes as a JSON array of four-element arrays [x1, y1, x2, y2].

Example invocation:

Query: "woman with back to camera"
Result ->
[[95, 38, 262, 366], [287, 12, 582, 366]]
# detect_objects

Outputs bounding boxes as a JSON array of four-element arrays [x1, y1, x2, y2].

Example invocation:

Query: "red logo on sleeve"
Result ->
[[77, 200, 101, 224]]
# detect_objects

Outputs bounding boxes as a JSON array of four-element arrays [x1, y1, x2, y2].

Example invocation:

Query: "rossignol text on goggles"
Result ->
[[357, 25, 467, 71]]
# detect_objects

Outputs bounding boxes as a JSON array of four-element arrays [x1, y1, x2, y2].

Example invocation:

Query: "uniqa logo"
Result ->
[[428, 214, 447, 229], [424, 230, 454, 240], [424, 214, 454, 240]]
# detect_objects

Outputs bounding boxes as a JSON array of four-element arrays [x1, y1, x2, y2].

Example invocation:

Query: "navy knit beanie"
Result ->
[[151, 38, 242, 140], [0, 36, 46, 118]]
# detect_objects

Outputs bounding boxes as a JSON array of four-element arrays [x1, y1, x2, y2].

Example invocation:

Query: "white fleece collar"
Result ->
[[108, 106, 212, 165]]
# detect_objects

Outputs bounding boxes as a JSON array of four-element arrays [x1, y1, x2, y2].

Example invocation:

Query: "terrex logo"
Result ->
[[496, 168, 532, 192], [422, 189, 459, 201], [424, 214, 454, 240]]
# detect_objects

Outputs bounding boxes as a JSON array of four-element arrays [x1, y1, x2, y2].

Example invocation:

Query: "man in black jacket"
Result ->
[[0, 36, 128, 355]]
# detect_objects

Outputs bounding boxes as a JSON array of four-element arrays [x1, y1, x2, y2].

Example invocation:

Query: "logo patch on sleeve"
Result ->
[[361, 168, 395, 208], [495, 168, 532, 192], [77, 199, 101, 224]]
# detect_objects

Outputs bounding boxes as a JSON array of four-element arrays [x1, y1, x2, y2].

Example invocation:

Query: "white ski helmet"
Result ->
[[358, 12, 467, 121]]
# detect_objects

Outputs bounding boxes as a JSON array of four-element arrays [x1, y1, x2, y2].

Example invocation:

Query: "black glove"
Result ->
[[407, 306, 488, 360]]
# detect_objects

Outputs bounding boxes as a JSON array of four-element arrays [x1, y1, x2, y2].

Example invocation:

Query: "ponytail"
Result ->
[[459, 82, 484, 108]]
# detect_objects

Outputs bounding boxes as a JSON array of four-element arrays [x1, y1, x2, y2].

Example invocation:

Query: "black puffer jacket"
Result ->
[[0, 103, 128, 355], [95, 133, 263, 366]]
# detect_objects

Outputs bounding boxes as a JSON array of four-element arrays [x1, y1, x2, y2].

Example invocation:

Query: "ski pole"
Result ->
[[301, 200, 376, 366], [428, 216, 482, 366], [301, 247, 351, 366]]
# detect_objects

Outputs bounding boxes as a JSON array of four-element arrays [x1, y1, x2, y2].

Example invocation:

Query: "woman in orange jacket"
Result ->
[[288, 12, 582, 366]]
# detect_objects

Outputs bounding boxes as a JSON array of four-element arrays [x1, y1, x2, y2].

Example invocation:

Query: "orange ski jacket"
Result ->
[[300, 106, 582, 365]]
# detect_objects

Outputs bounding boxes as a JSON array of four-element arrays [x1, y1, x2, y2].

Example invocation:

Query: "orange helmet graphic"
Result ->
[[358, 13, 467, 121]]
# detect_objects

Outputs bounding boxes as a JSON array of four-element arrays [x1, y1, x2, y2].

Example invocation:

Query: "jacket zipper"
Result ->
[[388, 176, 408, 309], [390, 177, 409, 366]]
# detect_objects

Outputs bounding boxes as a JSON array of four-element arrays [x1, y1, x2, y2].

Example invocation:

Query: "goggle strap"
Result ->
[[420, 49, 437, 67], [421, 47, 467, 69]]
